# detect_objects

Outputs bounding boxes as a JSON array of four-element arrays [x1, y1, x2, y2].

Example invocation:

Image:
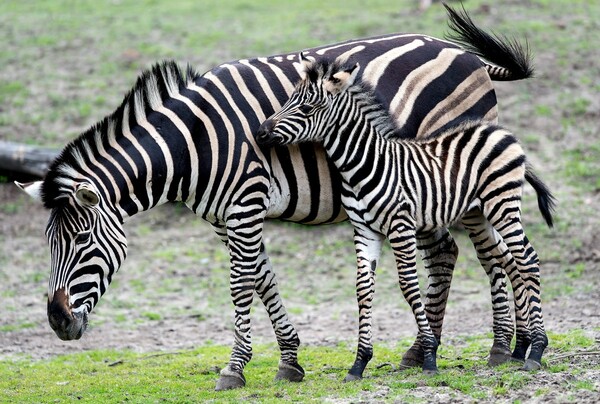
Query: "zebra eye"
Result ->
[[75, 230, 92, 245], [299, 105, 313, 114]]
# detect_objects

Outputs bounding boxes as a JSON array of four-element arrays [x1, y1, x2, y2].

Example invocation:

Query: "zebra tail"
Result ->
[[525, 164, 556, 228], [442, 2, 534, 81]]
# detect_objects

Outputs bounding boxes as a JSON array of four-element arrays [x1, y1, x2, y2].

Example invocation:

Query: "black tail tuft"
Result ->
[[525, 165, 556, 228], [443, 2, 534, 81]]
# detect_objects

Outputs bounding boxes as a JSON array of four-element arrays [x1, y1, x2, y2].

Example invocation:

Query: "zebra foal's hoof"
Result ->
[[275, 362, 305, 382], [522, 358, 542, 371], [423, 368, 438, 376], [488, 347, 513, 367], [343, 373, 362, 383], [215, 369, 246, 391], [399, 347, 424, 369]]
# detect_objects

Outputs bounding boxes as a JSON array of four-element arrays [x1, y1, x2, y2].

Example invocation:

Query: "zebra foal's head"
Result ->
[[256, 53, 361, 146], [16, 178, 127, 341]]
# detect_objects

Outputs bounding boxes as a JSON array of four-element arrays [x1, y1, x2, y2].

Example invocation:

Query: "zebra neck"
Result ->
[[322, 96, 400, 179], [87, 95, 211, 221]]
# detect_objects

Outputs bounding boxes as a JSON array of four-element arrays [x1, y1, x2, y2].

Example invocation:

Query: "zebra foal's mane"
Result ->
[[304, 58, 400, 140], [41, 61, 200, 209]]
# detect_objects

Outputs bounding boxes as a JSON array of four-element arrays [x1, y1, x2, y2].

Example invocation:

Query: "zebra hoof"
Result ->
[[522, 359, 542, 371], [275, 362, 305, 382], [343, 373, 362, 383], [399, 348, 424, 369], [215, 370, 246, 391], [423, 368, 438, 376], [488, 348, 512, 367]]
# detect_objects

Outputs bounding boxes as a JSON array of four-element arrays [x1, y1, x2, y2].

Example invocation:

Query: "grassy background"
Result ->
[[1, 0, 599, 402]]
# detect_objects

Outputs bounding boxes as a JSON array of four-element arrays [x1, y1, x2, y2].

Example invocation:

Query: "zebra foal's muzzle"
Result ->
[[256, 118, 284, 146], [47, 288, 88, 340]]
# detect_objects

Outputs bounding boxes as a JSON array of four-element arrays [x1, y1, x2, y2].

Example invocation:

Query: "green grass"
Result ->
[[1, 329, 597, 402], [563, 145, 600, 191]]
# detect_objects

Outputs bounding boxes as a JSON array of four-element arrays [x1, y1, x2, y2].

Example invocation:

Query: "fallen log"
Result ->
[[0, 140, 59, 179]]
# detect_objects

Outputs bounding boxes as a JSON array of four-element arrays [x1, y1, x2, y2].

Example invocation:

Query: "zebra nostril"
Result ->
[[47, 288, 73, 332], [256, 119, 277, 143]]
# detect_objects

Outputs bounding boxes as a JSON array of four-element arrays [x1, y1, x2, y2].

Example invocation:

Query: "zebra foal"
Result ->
[[257, 55, 555, 374]]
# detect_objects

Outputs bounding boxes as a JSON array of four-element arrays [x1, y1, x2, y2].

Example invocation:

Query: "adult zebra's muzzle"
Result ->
[[47, 288, 88, 340], [256, 118, 284, 146]]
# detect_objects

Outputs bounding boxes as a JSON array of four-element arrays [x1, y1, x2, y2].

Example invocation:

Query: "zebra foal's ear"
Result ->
[[298, 52, 314, 74], [325, 62, 361, 95], [75, 183, 100, 207], [15, 180, 43, 203]]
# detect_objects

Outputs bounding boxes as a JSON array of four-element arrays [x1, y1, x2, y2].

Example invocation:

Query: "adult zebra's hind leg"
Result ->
[[400, 228, 457, 369], [344, 228, 384, 382]]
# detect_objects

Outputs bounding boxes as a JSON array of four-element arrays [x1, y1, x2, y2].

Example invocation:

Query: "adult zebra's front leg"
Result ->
[[212, 220, 304, 390], [344, 227, 385, 382]]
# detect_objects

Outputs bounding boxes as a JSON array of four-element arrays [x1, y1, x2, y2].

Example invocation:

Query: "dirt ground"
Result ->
[[1, 174, 599, 403]]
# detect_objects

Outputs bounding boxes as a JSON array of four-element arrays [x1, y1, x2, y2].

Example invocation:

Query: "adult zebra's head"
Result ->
[[256, 53, 361, 147], [14, 61, 195, 340], [16, 179, 127, 341]]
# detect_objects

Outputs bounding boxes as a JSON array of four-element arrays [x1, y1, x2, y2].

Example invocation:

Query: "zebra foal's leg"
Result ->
[[255, 247, 305, 382], [344, 228, 385, 382], [390, 219, 438, 374], [400, 228, 457, 368], [518, 234, 547, 370], [461, 209, 531, 366]]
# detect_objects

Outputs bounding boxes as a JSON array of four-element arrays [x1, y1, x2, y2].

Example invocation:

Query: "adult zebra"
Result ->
[[256, 55, 553, 374], [17, 5, 532, 390]]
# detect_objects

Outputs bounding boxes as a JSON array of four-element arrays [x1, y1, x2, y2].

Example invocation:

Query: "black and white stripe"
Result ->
[[17, 5, 536, 388], [256, 56, 554, 375]]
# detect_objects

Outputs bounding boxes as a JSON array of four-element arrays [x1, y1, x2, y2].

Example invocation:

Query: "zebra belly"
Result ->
[[265, 143, 348, 224]]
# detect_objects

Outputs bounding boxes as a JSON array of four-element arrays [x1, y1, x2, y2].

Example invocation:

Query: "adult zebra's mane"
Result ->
[[41, 61, 200, 209]]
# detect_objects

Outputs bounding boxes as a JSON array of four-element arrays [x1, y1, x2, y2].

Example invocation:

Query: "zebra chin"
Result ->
[[47, 288, 89, 341], [256, 132, 284, 147]]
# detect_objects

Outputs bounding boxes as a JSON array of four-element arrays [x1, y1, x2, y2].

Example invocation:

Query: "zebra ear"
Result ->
[[75, 183, 100, 207], [326, 62, 361, 95], [15, 180, 43, 203], [298, 52, 314, 74]]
